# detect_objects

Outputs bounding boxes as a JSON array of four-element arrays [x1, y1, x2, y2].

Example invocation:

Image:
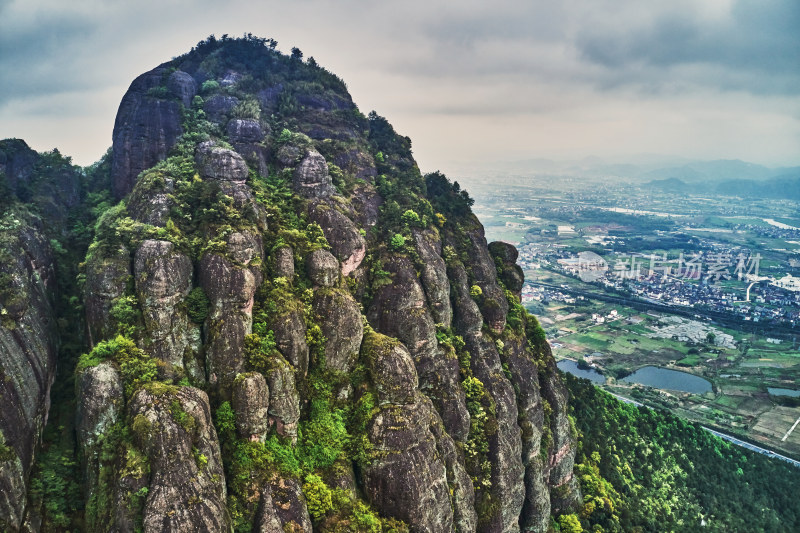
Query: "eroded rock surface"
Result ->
[[0, 216, 59, 530], [293, 150, 335, 198], [130, 386, 230, 532], [112, 66, 184, 198], [308, 201, 366, 276], [232, 372, 270, 442], [134, 240, 199, 369], [200, 231, 263, 398], [313, 288, 363, 373]]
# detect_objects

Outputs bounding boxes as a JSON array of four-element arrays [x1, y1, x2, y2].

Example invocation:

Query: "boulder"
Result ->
[[272, 310, 309, 375], [265, 359, 300, 441], [167, 70, 198, 108], [232, 373, 270, 442], [313, 289, 363, 373], [293, 150, 335, 198], [204, 94, 239, 123], [195, 141, 249, 182], [272, 246, 295, 279], [361, 331, 417, 405], [129, 386, 230, 532], [308, 202, 366, 276], [306, 249, 339, 287], [227, 118, 264, 143], [134, 240, 198, 369]]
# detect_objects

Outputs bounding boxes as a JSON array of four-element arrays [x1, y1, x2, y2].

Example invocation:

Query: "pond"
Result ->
[[557, 359, 606, 384], [768, 387, 800, 398], [621, 366, 712, 394]]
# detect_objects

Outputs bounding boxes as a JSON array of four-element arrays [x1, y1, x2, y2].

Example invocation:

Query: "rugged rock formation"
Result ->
[[0, 141, 83, 531], [129, 386, 229, 532], [111, 66, 186, 199], [0, 214, 59, 530], [134, 239, 198, 369], [1, 36, 580, 532], [200, 232, 263, 397]]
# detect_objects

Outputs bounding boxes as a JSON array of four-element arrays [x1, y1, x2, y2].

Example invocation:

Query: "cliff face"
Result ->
[[0, 141, 81, 530], [2, 35, 579, 532]]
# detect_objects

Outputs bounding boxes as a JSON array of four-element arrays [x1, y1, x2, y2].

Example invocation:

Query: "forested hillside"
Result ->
[[566, 374, 800, 532]]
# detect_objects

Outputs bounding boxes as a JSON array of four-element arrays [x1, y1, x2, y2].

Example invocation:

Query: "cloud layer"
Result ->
[[0, 0, 797, 170]]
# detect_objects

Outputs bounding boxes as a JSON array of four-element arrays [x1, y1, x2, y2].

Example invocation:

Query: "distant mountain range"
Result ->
[[458, 156, 800, 200], [643, 162, 800, 200]]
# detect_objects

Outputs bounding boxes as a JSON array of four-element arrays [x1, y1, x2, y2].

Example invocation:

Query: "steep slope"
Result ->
[[0, 140, 83, 530], [76, 35, 581, 532]]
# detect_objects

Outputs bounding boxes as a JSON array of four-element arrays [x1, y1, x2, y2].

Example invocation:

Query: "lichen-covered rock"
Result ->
[[112, 66, 184, 198], [293, 150, 335, 198], [85, 245, 132, 344], [368, 255, 469, 442], [204, 94, 239, 123], [272, 245, 295, 279], [264, 477, 312, 532], [361, 394, 455, 532], [134, 240, 199, 369], [489, 241, 524, 300], [129, 386, 230, 532], [361, 331, 417, 405], [75, 362, 124, 507], [539, 351, 581, 513], [462, 332, 526, 533], [313, 288, 363, 373], [460, 228, 509, 332], [265, 358, 300, 440], [499, 334, 551, 533], [254, 485, 286, 533], [0, 214, 59, 530], [427, 397, 478, 533], [200, 231, 263, 398], [306, 249, 339, 287], [227, 118, 269, 176], [127, 173, 175, 227], [308, 201, 366, 276], [232, 373, 270, 442], [412, 229, 452, 327], [350, 183, 382, 228], [195, 140, 249, 181], [272, 310, 309, 375], [332, 148, 377, 182], [195, 141, 266, 228], [166, 70, 198, 108], [227, 118, 264, 143], [276, 144, 303, 167]]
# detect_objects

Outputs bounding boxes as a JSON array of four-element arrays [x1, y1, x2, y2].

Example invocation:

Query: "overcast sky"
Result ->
[[1, 0, 798, 174]]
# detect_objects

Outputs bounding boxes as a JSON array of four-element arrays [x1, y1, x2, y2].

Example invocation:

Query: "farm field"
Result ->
[[536, 297, 800, 458]]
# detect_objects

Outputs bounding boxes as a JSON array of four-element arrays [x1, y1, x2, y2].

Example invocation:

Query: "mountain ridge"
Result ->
[[0, 35, 579, 532]]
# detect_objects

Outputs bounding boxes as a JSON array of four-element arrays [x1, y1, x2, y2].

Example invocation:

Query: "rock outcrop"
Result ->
[[1, 36, 581, 532], [112, 66, 185, 199], [0, 214, 59, 531], [129, 386, 229, 532]]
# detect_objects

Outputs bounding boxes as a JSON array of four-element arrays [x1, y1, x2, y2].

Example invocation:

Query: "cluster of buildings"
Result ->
[[517, 240, 800, 327]]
